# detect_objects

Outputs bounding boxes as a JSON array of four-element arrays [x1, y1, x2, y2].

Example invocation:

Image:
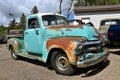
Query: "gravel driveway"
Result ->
[[0, 44, 120, 80]]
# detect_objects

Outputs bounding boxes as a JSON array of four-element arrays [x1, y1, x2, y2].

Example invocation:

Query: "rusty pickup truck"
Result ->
[[7, 13, 110, 75]]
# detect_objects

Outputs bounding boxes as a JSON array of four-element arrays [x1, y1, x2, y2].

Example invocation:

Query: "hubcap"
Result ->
[[56, 55, 70, 70]]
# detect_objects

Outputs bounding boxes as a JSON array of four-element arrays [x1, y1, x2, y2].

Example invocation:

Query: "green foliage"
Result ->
[[74, 0, 120, 6], [19, 13, 26, 30], [103, 0, 120, 5], [31, 6, 39, 14], [74, 0, 81, 7], [0, 25, 7, 36], [9, 19, 16, 30], [8, 18, 19, 30]]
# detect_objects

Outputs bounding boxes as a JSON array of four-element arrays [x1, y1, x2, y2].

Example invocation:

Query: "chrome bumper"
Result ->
[[77, 49, 110, 68]]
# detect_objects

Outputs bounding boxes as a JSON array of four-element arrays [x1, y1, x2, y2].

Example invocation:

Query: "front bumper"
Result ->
[[76, 48, 110, 68]]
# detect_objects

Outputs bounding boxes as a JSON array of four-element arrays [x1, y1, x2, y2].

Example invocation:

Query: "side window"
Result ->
[[28, 18, 40, 29], [81, 17, 90, 24]]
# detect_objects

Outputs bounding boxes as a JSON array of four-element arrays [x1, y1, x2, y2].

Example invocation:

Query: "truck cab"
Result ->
[[7, 13, 110, 75]]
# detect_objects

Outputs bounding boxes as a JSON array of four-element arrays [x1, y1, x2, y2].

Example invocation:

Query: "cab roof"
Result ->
[[27, 13, 64, 19]]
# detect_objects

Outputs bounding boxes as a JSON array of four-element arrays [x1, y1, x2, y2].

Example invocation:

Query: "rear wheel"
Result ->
[[51, 51, 76, 75], [10, 46, 18, 60]]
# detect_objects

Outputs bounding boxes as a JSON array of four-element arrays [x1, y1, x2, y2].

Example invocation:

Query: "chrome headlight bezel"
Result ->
[[75, 40, 84, 49], [74, 40, 85, 56]]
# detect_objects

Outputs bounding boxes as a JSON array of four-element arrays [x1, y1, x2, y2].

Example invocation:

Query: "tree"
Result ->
[[74, 0, 93, 6], [58, 0, 75, 19], [58, 0, 63, 14], [104, 0, 120, 5], [66, 0, 74, 19], [19, 13, 26, 30], [9, 19, 16, 30], [0, 25, 7, 36], [31, 6, 39, 14], [8, 18, 19, 31], [74, 0, 120, 6]]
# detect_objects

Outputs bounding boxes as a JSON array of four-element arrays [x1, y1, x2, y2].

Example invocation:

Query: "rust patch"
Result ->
[[46, 37, 86, 65], [46, 37, 86, 50], [66, 41, 77, 64], [47, 37, 70, 50], [48, 25, 82, 30]]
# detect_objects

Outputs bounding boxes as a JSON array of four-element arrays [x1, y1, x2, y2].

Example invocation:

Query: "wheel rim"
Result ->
[[11, 48, 17, 59], [56, 54, 70, 71]]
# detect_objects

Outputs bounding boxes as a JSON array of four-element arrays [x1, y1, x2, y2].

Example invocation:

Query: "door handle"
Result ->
[[35, 29, 39, 35], [25, 32, 28, 34]]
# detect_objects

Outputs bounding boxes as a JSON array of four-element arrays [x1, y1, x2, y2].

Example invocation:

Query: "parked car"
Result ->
[[0, 36, 7, 44], [68, 19, 83, 25], [99, 18, 120, 46], [68, 20, 95, 28]]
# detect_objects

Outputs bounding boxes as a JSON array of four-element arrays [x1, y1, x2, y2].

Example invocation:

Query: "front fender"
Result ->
[[46, 37, 82, 65]]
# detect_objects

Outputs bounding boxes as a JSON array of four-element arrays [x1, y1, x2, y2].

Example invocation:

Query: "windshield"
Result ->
[[42, 15, 68, 26], [100, 19, 120, 26]]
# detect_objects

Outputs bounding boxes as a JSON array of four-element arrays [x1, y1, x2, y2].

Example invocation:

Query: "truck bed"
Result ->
[[7, 34, 23, 38]]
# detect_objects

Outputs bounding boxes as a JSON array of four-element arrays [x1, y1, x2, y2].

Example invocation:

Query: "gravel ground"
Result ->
[[0, 44, 120, 80]]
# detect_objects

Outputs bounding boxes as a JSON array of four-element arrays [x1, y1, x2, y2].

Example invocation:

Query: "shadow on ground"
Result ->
[[18, 56, 53, 70], [110, 49, 120, 56], [73, 60, 110, 77], [18, 56, 110, 76], [108, 46, 120, 56]]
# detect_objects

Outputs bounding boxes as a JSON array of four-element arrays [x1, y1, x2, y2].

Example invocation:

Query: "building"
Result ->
[[74, 5, 120, 30]]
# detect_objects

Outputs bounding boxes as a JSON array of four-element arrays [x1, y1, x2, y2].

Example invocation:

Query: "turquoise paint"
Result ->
[[45, 25, 99, 40], [41, 41, 48, 62], [41, 26, 99, 62], [24, 28, 42, 54], [24, 15, 44, 54]]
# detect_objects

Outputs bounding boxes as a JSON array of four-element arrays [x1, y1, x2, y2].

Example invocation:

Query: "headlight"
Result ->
[[74, 40, 85, 56], [75, 40, 84, 45], [75, 40, 84, 49]]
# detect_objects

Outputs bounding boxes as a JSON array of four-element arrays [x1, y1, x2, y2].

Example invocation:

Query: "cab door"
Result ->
[[24, 17, 42, 54]]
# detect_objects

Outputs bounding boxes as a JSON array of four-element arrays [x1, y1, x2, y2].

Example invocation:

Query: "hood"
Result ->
[[45, 25, 99, 40], [99, 25, 110, 33]]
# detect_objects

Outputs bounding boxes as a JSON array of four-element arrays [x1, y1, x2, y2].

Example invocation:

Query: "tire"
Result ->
[[10, 46, 18, 60], [51, 51, 76, 75]]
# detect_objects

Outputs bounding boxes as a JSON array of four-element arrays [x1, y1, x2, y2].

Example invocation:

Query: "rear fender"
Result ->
[[7, 38, 20, 53]]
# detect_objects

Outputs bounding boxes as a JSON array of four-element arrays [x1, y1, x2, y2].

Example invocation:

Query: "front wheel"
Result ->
[[51, 51, 76, 75], [10, 46, 18, 60]]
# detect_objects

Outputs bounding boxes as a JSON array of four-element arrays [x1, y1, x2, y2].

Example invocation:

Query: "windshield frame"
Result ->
[[42, 15, 68, 27]]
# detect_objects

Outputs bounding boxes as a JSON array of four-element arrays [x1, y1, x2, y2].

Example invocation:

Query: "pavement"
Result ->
[[0, 44, 120, 80]]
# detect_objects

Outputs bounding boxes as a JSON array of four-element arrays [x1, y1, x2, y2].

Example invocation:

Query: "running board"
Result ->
[[17, 52, 42, 60]]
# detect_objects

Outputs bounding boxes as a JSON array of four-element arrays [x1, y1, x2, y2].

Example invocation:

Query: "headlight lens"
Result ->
[[73, 38, 87, 56], [74, 40, 84, 56], [75, 40, 83, 45]]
